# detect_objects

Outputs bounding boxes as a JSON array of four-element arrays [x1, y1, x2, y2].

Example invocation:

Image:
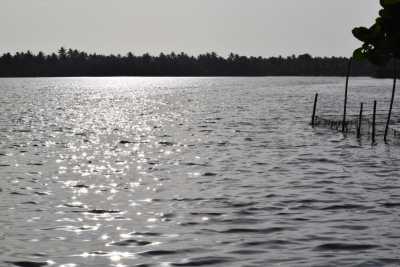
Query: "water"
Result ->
[[1, 77, 400, 267]]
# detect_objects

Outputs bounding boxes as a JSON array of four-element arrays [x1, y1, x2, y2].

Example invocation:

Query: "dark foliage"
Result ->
[[352, 0, 400, 66], [0, 48, 381, 77]]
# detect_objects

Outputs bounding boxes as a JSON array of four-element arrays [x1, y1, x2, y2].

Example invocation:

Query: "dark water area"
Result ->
[[1, 77, 400, 267]]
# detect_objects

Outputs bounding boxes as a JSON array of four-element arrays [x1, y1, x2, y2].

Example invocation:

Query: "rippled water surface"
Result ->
[[1, 77, 400, 267]]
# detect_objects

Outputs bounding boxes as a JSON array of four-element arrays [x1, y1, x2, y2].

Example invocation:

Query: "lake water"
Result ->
[[1, 77, 400, 267]]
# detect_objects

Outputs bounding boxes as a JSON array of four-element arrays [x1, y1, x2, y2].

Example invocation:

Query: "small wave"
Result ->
[[202, 172, 217, 177], [241, 239, 295, 247], [110, 239, 152, 247], [41, 225, 98, 232], [131, 231, 162, 237], [34, 192, 50, 196], [85, 209, 121, 214], [0, 164, 11, 167], [139, 248, 197, 257], [296, 198, 324, 204], [216, 218, 263, 224], [72, 184, 89, 188], [321, 204, 372, 210], [229, 201, 257, 208], [173, 197, 205, 202], [183, 162, 209, 167], [178, 221, 200, 226], [218, 227, 289, 234], [314, 243, 378, 251], [247, 206, 282, 212], [21, 201, 39, 205], [63, 203, 86, 208], [332, 225, 369, 230], [190, 212, 224, 216], [119, 140, 134, 144], [171, 256, 234, 266], [5, 261, 48, 267], [26, 163, 43, 166], [159, 141, 174, 146], [382, 202, 400, 208], [301, 158, 338, 164], [229, 249, 264, 255]]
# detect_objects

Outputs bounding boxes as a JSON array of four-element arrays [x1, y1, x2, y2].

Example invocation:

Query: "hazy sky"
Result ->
[[0, 0, 380, 57]]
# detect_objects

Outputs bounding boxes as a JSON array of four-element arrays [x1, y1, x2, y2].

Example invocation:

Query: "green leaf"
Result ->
[[352, 27, 373, 42], [353, 48, 367, 60], [381, 0, 400, 7], [354, 0, 400, 65]]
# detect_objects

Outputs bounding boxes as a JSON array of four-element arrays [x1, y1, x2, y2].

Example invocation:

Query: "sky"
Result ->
[[0, 0, 380, 57]]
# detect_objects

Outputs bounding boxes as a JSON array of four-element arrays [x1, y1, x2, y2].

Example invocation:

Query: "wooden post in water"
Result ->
[[372, 100, 377, 145], [357, 102, 363, 138], [384, 60, 397, 143], [311, 93, 318, 127], [342, 58, 352, 133]]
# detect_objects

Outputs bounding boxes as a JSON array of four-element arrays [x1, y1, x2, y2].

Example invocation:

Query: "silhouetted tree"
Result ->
[[0, 48, 378, 77], [352, 0, 400, 77], [58, 47, 67, 60]]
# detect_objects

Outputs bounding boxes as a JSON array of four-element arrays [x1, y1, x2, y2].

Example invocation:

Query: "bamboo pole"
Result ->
[[357, 102, 363, 138], [342, 58, 352, 133], [311, 93, 318, 127], [372, 100, 377, 145], [384, 60, 397, 143]]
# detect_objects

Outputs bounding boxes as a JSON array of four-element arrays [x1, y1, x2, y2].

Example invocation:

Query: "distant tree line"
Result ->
[[0, 47, 391, 77]]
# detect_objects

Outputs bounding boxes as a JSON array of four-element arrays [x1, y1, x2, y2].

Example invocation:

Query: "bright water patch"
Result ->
[[0, 77, 400, 266]]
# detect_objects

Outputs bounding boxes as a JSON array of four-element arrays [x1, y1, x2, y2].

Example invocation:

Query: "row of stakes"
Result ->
[[311, 93, 378, 144], [310, 58, 397, 145]]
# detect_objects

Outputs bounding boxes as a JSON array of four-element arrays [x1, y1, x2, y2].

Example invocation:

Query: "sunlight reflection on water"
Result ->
[[1, 77, 400, 266]]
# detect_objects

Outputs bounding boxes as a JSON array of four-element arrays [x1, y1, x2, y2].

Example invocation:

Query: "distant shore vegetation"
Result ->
[[0, 47, 393, 77]]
